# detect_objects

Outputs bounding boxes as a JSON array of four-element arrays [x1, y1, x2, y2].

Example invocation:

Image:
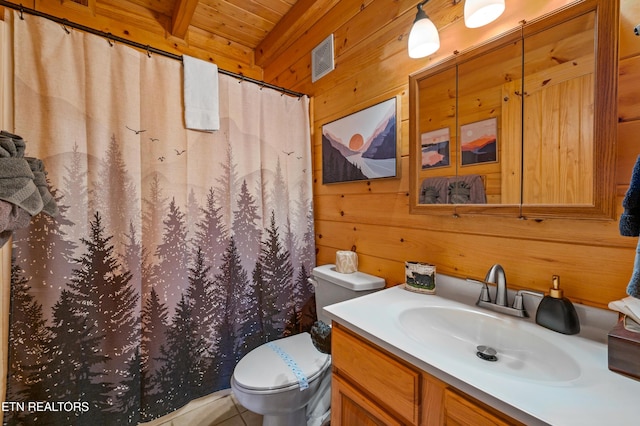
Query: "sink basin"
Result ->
[[398, 305, 581, 383]]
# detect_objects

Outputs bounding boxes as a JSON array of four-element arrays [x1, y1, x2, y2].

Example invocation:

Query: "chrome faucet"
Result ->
[[485, 264, 507, 306], [468, 264, 542, 318]]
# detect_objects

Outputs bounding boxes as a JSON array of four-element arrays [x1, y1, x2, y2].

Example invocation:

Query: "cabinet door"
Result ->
[[332, 324, 420, 424], [443, 389, 519, 426], [332, 374, 404, 426]]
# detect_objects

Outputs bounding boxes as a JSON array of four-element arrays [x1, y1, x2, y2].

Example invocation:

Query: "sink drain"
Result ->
[[476, 345, 498, 362]]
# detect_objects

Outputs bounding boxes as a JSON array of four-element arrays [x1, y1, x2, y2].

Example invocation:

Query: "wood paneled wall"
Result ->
[[265, 0, 640, 309]]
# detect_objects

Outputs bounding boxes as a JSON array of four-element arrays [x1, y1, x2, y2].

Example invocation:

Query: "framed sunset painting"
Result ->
[[321, 97, 398, 184], [460, 117, 498, 166], [421, 127, 450, 169]]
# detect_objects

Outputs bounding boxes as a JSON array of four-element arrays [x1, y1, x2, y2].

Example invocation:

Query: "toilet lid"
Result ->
[[233, 332, 331, 391]]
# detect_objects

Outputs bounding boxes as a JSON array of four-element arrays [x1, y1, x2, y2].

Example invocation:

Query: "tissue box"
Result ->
[[608, 316, 640, 380]]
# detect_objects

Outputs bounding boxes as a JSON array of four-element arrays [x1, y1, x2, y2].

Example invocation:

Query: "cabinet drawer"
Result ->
[[332, 324, 420, 425]]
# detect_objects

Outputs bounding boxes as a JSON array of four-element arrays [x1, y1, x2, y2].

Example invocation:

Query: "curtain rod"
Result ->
[[0, 0, 307, 99]]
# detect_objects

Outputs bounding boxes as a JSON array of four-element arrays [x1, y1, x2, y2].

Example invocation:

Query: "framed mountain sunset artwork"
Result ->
[[321, 97, 398, 184], [421, 127, 450, 170], [460, 117, 498, 166]]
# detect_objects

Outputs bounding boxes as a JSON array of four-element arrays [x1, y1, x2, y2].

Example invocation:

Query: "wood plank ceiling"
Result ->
[[2, 0, 339, 81], [173, 0, 299, 48]]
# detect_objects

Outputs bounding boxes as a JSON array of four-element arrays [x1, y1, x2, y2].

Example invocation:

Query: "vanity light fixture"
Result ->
[[408, 0, 505, 58], [464, 0, 505, 28], [408, 0, 440, 59]]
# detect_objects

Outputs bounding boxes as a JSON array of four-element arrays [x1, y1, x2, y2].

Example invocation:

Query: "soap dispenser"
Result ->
[[535, 275, 580, 335]]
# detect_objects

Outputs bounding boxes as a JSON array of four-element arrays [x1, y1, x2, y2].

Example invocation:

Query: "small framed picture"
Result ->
[[421, 127, 450, 169], [460, 117, 497, 166]]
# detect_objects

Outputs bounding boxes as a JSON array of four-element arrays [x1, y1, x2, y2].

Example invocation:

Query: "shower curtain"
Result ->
[[4, 11, 315, 425]]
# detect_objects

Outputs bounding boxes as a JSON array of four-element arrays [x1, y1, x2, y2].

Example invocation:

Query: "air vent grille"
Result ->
[[312, 34, 335, 82]]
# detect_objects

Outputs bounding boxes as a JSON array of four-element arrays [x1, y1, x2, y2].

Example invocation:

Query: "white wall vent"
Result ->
[[312, 34, 335, 82]]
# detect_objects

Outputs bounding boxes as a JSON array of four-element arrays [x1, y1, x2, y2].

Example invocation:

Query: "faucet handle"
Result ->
[[512, 290, 544, 314], [479, 283, 492, 303], [512, 293, 524, 310], [467, 278, 492, 303]]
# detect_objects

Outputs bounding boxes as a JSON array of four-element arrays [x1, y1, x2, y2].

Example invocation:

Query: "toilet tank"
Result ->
[[311, 264, 385, 325]]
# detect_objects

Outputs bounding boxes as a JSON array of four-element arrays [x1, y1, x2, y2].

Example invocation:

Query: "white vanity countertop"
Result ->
[[324, 274, 640, 426]]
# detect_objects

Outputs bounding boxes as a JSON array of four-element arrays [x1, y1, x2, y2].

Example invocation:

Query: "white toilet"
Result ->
[[230, 263, 385, 426]]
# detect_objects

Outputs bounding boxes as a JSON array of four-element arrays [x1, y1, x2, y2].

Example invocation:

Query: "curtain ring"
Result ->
[[18, 6, 24, 20], [146, 45, 152, 58], [106, 33, 114, 47], [61, 19, 71, 34]]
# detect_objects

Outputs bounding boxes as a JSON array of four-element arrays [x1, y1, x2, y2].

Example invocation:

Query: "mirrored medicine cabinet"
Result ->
[[408, 0, 618, 219]]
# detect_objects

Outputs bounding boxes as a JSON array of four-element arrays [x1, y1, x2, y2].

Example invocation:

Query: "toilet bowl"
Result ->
[[231, 332, 331, 426], [230, 264, 385, 426]]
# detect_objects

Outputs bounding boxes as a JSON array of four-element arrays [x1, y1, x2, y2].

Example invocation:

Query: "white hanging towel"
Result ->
[[183, 55, 220, 131]]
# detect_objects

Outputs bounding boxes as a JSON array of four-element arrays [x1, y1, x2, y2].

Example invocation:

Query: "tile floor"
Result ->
[[207, 391, 263, 426], [145, 389, 263, 426]]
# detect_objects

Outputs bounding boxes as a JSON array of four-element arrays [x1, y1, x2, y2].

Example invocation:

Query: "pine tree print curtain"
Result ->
[[5, 11, 315, 425]]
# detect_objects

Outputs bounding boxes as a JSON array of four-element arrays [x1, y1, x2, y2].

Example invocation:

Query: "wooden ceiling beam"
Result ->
[[171, 0, 199, 39], [255, 0, 339, 68]]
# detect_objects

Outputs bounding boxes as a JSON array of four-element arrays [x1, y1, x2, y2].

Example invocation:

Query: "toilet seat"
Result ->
[[233, 332, 331, 392]]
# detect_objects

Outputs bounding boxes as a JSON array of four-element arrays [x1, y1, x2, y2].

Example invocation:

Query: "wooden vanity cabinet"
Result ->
[[331, 323, 524, 426], [331, 323, 420, 425]]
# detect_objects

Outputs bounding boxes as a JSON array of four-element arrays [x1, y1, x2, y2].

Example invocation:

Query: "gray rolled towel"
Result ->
[[627, 237, 640, 298], [620, 155, 640, 237], [0, 131, 26, 158], [620, 156, 640, 298], [26, 157, 58, 217], [0, 158, 43, 216], [0, 136, 18, 158], [0, 200, 32, 248], [0, 231, 10, 248]]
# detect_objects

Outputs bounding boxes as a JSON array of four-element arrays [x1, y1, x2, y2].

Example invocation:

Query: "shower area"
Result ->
[[0, 8, 315, 425]]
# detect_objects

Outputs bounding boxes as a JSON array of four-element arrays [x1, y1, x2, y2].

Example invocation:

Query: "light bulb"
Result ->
[[464, 0, 505, 28], [408, 16, 440, 58]]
